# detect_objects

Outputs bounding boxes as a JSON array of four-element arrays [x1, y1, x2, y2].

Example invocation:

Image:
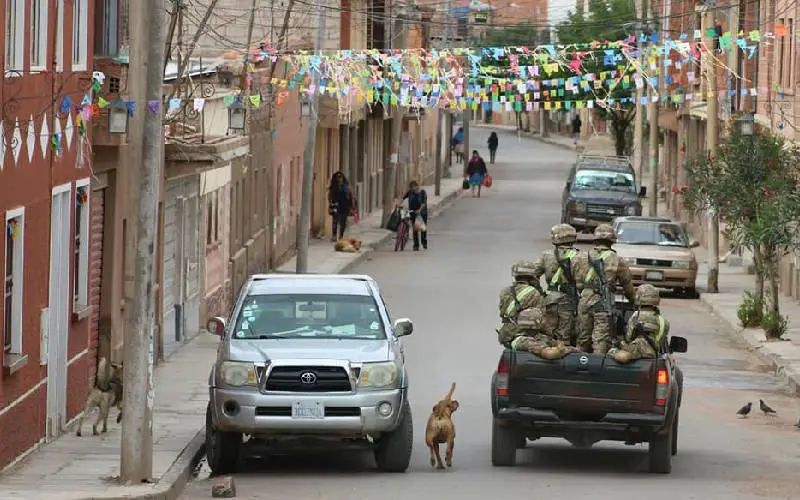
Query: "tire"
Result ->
[[680, 287, 699, 299], [648, 421, 674, 474], [671, 412, 679, 456], [205, 404, 242, 475], [394, 223, 408, 252], [374, 400, 413, 473], [491, 418, 518, 467]]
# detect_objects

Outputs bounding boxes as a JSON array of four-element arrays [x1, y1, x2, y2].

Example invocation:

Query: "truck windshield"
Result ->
[[616, 222, 690, 246], [573, 170, 636, 193], [232, 294, 386, 340]]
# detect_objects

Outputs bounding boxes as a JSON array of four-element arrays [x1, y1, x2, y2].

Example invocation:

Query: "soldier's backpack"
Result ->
[[498, 284, 537, 321]]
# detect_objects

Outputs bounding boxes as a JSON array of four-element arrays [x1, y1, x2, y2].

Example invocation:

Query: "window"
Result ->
[[74, 181, 90, 306], [99, 0, 120, 56], [3, 208, 24, 355], [31, 0, 48, 69], [56, 0, 65, 71], [206, 191, 220, 246], [72, 0, 89, 70], [4, 0, 24, 73]]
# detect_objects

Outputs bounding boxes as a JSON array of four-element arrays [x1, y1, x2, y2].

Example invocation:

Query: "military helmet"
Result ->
[[517, 307, 544, 329], [551, 224, 578, 245], [635, 284, 660, 306], [594, 223, 616, 242], [511, 260, 537, 279]]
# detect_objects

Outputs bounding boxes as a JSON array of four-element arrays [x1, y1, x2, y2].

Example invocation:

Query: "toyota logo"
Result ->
[[299, 371, 317, 384], [579, 355, 589, 365]]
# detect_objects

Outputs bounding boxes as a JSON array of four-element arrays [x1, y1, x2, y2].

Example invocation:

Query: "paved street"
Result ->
[[183, 129, 800, 500]]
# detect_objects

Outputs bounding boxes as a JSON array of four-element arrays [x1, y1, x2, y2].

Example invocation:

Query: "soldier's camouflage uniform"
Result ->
[[509, 307, 572, 359], [531, 224, 580, 344], [574, 224, 636, 354], [496, 261, 546, 346], [617, 285, 670, 361]]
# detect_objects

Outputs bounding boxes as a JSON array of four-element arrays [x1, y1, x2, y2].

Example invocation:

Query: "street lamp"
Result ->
[[737, 112, 755, 138], [108, 98, 130, 134], [228, 98, 247, 132]]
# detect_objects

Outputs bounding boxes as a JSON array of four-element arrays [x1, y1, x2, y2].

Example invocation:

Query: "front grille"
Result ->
[[586, 204, 623, 216], [255, 406, 361, 417], [635, 258, 672, 267], [264, 366, 352, 392]]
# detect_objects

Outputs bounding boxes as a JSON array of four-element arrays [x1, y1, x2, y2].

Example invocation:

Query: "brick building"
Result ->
[[1, 0, 97, 469]]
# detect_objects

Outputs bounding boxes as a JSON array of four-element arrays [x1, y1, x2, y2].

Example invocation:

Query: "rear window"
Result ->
[[233, 293, 385, 340]]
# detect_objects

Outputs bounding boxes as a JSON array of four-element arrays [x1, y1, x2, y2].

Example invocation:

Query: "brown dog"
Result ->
[[425, 383, 459, 469], [333, 237, 362, 253]]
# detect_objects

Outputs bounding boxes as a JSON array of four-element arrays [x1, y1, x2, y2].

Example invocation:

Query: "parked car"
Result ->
[[561, 155, 647, 233], [611, 216, 700, 297], [490, 298, 687, 474], [205, 273, 414, 474]]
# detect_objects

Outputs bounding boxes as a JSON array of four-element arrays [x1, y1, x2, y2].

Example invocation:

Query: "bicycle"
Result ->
[[394, 208, 415, 252]]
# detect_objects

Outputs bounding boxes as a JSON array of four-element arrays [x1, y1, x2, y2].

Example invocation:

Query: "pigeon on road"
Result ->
[[736, 402, 752, 418], [759, 399, 777, 416]]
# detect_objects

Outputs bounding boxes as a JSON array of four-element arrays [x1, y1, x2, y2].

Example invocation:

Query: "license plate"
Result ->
[[291, 401, 324, 419], [645, 270, 664, 281]]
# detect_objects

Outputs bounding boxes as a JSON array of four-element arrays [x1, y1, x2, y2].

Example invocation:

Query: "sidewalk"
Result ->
[[0, 178, 466, 500], [478, 122, 800, 396], [471, 122, 618, 155]]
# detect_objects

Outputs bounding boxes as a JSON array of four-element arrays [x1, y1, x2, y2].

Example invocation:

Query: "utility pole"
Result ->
[[702, 5, 720, 293], [462, 108, 470, 172], [434, 0, 452, 196], [646, 0, 659, 216], [296, 0, 327, 272], [383, 4, 410, 225], [725, 4, 740, 123], [633, 0, 647, 180], [120, 0, 166, 484]]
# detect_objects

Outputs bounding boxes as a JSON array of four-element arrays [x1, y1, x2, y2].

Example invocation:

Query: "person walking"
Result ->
[[400, 180, 428, 251], [465, 150, 488, 198], [327, 171, 356, 241], [487, 132, 499, 164], [451, 126, 465, 163], [571, 114, 582, 147]]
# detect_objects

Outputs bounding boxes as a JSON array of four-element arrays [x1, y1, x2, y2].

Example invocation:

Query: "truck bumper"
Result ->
[[209, 387, 407, 435], [496, 406, 666, 430]]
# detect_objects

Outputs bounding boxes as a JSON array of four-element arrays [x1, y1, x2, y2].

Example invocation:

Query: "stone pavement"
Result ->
[[477, 122, 800, 397], [0, 178, 465, 500]]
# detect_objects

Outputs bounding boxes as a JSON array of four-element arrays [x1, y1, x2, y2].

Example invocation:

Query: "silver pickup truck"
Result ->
[[205, 274, 414, 474]]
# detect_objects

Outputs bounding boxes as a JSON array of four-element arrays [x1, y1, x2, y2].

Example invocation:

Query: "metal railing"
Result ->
[[576, 154, 631, 168]]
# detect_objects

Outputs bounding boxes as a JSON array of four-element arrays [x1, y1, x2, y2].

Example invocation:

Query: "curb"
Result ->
[[339, 186, 466, 273], [700, 295, 800, 396]]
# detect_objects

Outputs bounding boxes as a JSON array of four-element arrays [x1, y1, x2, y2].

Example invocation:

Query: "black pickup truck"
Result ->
[[490, 301, 687, 474]]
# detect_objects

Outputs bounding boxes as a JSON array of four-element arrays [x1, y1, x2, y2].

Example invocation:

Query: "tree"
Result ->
[[681, 123, 800, 338]]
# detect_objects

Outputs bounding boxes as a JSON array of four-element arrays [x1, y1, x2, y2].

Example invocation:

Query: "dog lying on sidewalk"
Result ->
[[333, 237, 362, 253], [425, 383, 459, 469], [76, 357, 124, 437]]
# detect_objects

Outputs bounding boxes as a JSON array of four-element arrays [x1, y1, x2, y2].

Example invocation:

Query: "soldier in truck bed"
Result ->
[[573, 224, 636, 354], [612, 284, 670, 364], [496, 261, 546, 346], [530, 224, 580, 345]]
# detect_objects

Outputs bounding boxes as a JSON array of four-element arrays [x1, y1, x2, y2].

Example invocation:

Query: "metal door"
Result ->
[[46, 185, 71, 441]]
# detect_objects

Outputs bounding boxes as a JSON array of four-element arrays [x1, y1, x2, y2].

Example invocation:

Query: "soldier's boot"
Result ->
[[613, 349, 634, 364], [539, 346, 566, 360], [592, 341, 609, 354]]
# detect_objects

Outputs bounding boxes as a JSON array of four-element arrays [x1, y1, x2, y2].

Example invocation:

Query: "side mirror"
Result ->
[[393, 318, 413, 337], [689, 240, 700, 248], [639, 186, 647, 198], [207, 317, 227, 336], [565, 181, 571, 190], [669, 336, 688, 353]]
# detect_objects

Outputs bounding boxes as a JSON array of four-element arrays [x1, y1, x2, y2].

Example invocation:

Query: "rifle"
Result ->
[[554, 252, 578, 309], [588, 253, 618, 347], [629, 314, 659, 352]]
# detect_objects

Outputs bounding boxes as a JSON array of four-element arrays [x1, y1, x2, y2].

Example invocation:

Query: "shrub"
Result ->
[[761, 310, 789, 339], [737, 290, 763, 328]]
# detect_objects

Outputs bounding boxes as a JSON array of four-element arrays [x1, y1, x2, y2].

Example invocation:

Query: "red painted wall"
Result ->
[[0, 0, 96, 470]]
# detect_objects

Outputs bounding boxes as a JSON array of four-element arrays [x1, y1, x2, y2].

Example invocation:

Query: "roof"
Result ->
[[247, 274, 375, 297]]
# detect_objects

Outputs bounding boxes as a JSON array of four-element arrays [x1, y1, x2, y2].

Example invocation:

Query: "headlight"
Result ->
[[573, 202, 587, 212], [220, 361, 257, 387], [624, 204, 638, 215], [672, 260, 691, 269], [359, 362, 399, 389], [622, 257, 637, 265]]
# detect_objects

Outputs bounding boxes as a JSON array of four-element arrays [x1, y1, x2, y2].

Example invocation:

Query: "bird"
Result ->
[[759, 399, 777, 416], [736, 402, 752, 418], [795, 417, 800, 429]]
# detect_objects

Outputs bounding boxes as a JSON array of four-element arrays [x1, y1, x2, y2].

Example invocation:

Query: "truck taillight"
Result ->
[[655, 368, 669, 406], [496, 358, 509, 396]]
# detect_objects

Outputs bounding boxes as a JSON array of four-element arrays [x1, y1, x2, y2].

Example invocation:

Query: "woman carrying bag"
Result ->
[[399, 180, 428, 251], [328, 171, 357, 241], [465, 150, 488, 198]]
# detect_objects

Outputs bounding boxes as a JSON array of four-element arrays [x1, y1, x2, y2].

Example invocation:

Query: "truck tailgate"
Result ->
[[509, 352, 658, 414]]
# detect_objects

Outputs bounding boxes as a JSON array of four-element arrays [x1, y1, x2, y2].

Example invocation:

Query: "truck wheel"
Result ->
[[671, 412, 679, 456], [491, 419, 518, 467], [374, 400, 413, 473], [648, 423, 673, 474], [205, 404, 241, 475]]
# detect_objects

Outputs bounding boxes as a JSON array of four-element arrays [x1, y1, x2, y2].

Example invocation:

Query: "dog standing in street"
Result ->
[[425, 383, 459, 469], [76, 357, 124, 436]]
